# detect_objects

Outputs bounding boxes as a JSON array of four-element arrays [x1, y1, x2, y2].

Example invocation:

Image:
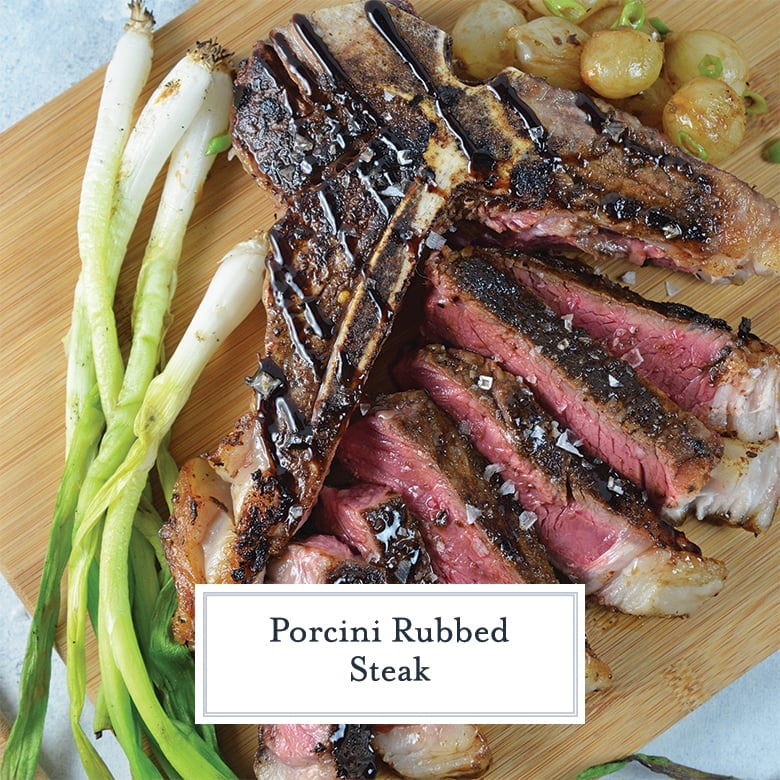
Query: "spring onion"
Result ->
[[698, 54, 723, 78], [763, 138, 780, 163], [576, 753, 743, 779], [81, 38, 230, 424], [1, 7, 157, 779], [677, 130, 709, 161], [743, 89, 768, 115], [543, 0, 587, 23], [86, 235, 267, 776], [65, 2, 155, 448], [3, 4, 242, 776], [611, 0, 646, 30], [648, 16, 671, 39], [65, 46, 233, 772], [206, 131, 233, 155]]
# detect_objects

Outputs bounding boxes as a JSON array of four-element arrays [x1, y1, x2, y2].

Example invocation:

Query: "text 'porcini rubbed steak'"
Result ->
[[397, 345, 726, 615], [162, 0, 778, 645], [422, 246, 723, 508]]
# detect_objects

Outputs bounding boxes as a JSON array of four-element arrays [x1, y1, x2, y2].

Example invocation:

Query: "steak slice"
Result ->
[[337, 390, 556, 585], [423, 247, 723, 508], [396, 345, 726, 615], [254, 724, 376, 780], [264, 534, 386, 584], [497, 252, 780, 442], [311, 484, 435, 583]]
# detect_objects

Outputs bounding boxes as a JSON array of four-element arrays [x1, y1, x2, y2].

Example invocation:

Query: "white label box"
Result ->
[[195, 583, 585, 724]]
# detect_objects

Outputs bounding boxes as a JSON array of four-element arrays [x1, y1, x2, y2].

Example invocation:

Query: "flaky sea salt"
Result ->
[[466, 504, 483, 525], [665, 279, 682, 298], [518, 510, 538, 530], [555, 430, 583, 456], [607, 475, 625, 495], [425, 230, 447, 250], [477, 375, 494, 390], [484, 463, 502, 480], [625, 347, 644, 368]]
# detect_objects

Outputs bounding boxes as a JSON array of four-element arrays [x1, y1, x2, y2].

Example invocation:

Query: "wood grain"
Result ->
[[0, 0, 777, 778]]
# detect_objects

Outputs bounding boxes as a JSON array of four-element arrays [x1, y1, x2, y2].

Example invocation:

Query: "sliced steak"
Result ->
[[337, 391, 556, 585], [496, 252, 780, 442], [163, 0, 777, 642], [371, 725, 491, 779], [311, 484, 435, 583], [265, 534, 386, 584], [423, 247, 723, 508], [254, 723, 376, 780], [397, 345, 726, 614]]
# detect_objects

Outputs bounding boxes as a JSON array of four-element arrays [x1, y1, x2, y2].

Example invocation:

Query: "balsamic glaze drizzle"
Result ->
[[490, 73, 548, 156], [268, 226, 329, 377], [365, 0, 495, 174], [247, 357, 313, 454]]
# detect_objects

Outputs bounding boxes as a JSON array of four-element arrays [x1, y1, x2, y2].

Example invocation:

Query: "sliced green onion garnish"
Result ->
[[543, 0, 587, 22], [206, 131, 232, 155], [612, 0, 646, 30], [648, 16, 671, 38], [698, 54, 723, 78], [677, 131, 708, 161], [763, 139, 780, 163], [743, 89, 768, 115]]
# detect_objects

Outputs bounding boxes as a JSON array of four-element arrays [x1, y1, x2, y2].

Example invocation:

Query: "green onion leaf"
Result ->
[[543, 0, 587, 22], [576, 759, 631, 778], [206, 131, 232, 155], [698, 54, 723, 78], [577, 753, 744, 780], [648, 16, 671, 38], [677, 131, 708, 161], [612, 0, 646, 30], [763, 138, 780, 163], [743, 89, 768, 115]]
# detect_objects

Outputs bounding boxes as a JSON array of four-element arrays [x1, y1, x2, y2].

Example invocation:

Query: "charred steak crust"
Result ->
[[492, 251, 780, 442], [424, 246, 723, 505], [331, 724, 378, 779], [398, 344, 697, 554], [338, 390, 557, 584]]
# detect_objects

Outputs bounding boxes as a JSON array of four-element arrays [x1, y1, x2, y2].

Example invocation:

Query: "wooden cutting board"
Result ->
[[1, 0, 778, 777]]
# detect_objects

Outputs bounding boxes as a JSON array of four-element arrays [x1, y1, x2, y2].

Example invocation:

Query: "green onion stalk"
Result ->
[[65, 1, 155, 448], [576, 752, 743, 779], [85, 235, 268, 776], [1, 5, 155, 778], [543, 0, 587, 23], [65, 43, 233, 774]]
